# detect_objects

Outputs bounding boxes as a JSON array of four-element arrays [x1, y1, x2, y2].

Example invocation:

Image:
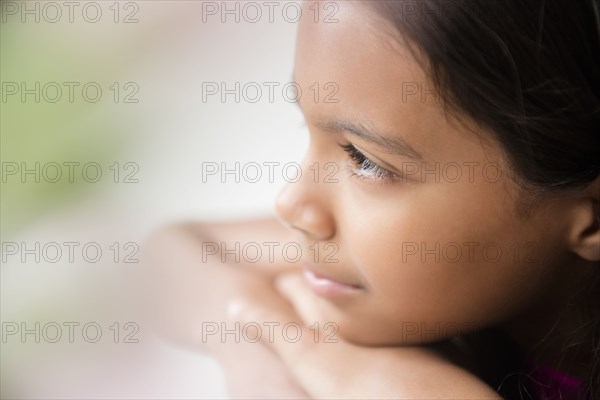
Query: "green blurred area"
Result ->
[[1, 18, 143, 238]]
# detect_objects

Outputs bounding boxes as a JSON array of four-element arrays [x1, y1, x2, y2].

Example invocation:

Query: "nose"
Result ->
[[275, 160, 336, 241]]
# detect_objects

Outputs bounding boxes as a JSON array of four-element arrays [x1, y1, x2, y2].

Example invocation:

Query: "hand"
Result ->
[[214, 339, 309, 399], [230, 272, 502, 400], [142, 225, 309, 398]]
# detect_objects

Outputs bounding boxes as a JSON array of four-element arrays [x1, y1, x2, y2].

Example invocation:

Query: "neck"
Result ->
[[500, 266, 595, 379]]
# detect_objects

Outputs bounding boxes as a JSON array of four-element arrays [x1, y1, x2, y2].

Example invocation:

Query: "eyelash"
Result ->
[[340, 144, 399, 182]]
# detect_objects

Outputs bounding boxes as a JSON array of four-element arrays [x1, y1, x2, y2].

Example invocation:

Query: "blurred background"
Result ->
[[1, 1, 308, 397]]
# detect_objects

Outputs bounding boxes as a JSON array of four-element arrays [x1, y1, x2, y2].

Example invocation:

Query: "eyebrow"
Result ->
[[290, 71, 424, 160], [313, 118, 424, 160]]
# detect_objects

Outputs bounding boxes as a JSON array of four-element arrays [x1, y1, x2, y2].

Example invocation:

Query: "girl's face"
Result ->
[[275, 2, 580, 345]]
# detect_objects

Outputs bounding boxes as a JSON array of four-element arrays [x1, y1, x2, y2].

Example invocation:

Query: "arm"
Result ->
[[143, 219, 500, 399], [143, 217, 308, 398], [231, 272, 503, 400]]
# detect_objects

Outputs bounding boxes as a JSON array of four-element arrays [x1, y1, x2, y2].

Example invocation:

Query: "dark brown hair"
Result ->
[[367, 0, 600, 398]]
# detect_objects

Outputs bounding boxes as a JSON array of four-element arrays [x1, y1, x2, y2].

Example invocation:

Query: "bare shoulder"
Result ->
[[383, 346, 503, 399]]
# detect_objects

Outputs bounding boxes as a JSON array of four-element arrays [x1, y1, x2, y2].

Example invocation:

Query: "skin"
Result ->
[[144, 1, 600, 397], [277, 1, 597, 349]]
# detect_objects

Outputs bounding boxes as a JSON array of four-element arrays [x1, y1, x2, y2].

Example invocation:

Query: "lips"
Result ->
[[302, 262, 364, 298]]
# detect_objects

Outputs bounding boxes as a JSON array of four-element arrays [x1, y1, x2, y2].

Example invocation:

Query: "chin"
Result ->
[[332, 317, 405, 346]]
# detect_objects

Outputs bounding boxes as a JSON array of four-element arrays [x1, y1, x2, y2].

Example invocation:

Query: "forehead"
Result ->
[[295, 2, 422, 103], [293, 1, 497, 164], [294, 2, 456, 159]]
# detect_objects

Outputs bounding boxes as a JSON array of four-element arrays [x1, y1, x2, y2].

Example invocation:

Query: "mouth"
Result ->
[[302, 263, 364, 298]]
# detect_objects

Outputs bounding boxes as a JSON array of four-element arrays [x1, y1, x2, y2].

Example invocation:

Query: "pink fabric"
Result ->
[[529, 363, 585, 400]]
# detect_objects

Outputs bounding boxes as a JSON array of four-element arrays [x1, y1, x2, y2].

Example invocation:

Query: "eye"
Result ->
[[340, 143, 400, 182]]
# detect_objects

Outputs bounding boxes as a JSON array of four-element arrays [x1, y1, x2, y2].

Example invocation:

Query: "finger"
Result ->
[[227, 294, 349, 399], [226, 295, 314, 367], [275, 272, 327, 325]]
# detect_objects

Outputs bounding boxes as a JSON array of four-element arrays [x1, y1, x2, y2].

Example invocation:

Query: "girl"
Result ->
[[146, 0, 600, 398]]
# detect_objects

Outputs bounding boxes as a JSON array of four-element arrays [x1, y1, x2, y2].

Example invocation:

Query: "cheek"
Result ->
[[337, 181, 558, 344]]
